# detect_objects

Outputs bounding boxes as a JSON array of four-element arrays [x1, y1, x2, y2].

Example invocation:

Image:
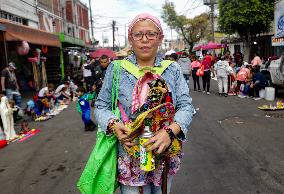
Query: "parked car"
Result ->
[[260, 52, 284, 93]]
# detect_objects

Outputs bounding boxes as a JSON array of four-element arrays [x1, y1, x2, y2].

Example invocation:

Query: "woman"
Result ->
[[214, 55, 233, 97], [94, 13, 193, 194], [201, 53, 213, 94], [191, 55, 201, 91]]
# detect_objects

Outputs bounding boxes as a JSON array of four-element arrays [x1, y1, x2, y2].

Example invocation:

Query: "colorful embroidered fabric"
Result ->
[[125, 75, 182, 158]]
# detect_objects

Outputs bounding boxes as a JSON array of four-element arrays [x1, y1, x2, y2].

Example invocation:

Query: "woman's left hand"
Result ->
[[143, 129, 171, 154]]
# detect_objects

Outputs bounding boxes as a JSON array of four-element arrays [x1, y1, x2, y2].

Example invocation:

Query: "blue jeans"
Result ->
[[5, 89, 22, 107], [120, 176, 173, 194]]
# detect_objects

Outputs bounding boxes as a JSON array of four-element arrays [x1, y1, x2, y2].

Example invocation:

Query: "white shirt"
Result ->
[[83, 64, 92, 77], [55, 84, 65, 97], [38, 87, 48, 97]]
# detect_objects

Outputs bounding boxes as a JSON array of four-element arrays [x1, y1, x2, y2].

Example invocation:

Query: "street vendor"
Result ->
[[94, 13, 193, 194]]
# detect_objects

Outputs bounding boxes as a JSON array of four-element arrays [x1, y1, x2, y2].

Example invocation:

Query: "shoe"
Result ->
[[202, 90, 206, 93], [253, 97, 262, 101], [238, 94, 247, 98], [219, 93, 222, 96], [194, 89, 197, 91], [206, 92, 210, 95], [198, 89, 202, 92], [224, 93, 228, 97]]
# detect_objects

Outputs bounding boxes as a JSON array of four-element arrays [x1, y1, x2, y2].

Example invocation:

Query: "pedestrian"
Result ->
[[214, 55, 233, 97], [201, 53, 213, 94], [76, 87, 96, 131], [191, 55, 201, 91], [82, 60, 93, 91], [178, 52, 191, 88], [1, 62, 22, 107], [91, 55, 110, 94], [94, 13, 193, 194]]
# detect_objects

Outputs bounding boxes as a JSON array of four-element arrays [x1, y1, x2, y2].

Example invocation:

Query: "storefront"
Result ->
[[0, 19, 61, 91], [58, 33, 88, 82], [271, 0, 284, 56]]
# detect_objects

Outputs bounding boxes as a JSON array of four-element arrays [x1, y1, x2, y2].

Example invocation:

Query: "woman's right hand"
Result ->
[[113, 122, 130, 142], [113, 123, 138, 151]]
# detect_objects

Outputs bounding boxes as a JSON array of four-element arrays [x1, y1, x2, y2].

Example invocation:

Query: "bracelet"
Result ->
[[106, 118, 119, 136], [163, 126, 175, 142]]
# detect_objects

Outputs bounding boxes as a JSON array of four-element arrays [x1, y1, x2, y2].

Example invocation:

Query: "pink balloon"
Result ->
[[17, 41, 30, 55]]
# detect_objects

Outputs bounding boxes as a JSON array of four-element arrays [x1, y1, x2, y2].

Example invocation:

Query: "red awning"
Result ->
[[0, 19, 60, 47]]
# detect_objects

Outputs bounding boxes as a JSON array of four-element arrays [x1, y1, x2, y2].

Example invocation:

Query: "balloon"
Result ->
[[16, 41, 30, 55]]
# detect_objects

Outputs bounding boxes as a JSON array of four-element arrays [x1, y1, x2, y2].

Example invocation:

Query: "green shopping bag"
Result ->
[[77, 61, 121, 194]]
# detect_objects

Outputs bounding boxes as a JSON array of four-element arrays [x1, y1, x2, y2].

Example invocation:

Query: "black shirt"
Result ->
[[1, 68, 17, 90]]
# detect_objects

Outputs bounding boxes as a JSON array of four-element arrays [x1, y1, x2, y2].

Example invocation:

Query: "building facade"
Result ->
[[0, 0, 91, 89]]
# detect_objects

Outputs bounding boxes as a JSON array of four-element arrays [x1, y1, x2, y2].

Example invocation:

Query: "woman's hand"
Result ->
[[113, 123, 138, 151], [143, 129, 171, 154]]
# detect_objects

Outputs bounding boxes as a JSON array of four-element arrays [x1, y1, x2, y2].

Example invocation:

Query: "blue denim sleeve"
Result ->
[[94, 63, 118, 132], [171, 63, 193, 140]]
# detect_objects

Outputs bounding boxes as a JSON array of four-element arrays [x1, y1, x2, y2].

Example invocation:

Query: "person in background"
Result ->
[[250, 67, 268, 100], [251, 52, 262, 67], [54, 81, 71, 101], [92, 55, 110, 94], [236, 65, 252, 95], [178, 52, 191, 88], [1, 62, 22, 107], [191, 55, 201, 91], [37, 84, 55, 114], [82, 60, 93, 92], [214, 55, 233, 97], [201, 53, 213, 94], [76, 87, 96, 131], [227, 62, 237, 95]]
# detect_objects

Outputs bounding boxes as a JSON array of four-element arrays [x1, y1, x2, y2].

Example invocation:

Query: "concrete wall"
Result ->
[[0, 0, 38, 28]]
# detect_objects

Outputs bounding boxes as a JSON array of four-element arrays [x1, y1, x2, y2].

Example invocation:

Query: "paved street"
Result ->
[[0, 80, 284, 194]]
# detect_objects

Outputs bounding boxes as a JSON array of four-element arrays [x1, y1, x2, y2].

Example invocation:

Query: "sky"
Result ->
[[81, 0, 209, 48]]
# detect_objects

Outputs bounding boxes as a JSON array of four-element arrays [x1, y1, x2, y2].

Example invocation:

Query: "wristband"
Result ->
[[163, 126, 175, 142]]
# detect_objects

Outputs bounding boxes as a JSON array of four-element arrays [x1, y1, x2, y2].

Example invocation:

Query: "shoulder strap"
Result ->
[[111, 60, 121, 117], [120, 59, 173, 79], [155, 60, 172, 75]]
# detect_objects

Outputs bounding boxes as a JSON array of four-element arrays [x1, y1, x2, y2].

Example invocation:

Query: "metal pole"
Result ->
[[3, 32, 8, 66], [88, 0, 94, 40], [112, 20, 116, 51], [210, 0, 215, 43]]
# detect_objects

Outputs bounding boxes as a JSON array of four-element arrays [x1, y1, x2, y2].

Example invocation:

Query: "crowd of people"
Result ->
[[163, 50, 268, 100]]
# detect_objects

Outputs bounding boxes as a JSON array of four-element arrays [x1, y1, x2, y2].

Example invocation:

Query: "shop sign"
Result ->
[[59, 33, 85, 46], [275, 0, 284, 38], [272, 36, 284, 46]]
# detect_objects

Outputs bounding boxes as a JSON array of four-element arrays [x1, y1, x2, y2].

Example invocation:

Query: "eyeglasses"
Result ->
[[131, 31, 160, 41]]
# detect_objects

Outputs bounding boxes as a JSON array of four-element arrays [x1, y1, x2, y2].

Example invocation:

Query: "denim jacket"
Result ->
[[94, 54, 193, 142]]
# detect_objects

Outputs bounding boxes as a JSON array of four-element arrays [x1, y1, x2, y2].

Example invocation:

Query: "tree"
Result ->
[[162, 2, 209, 52], [218, 0, 275, 61]]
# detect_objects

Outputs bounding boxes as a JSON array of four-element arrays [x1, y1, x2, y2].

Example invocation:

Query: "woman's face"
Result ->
[[129, 20, 163, 62]]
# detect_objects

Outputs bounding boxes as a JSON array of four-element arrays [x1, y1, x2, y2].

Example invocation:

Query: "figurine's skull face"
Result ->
[[147, 78, 168, 106]]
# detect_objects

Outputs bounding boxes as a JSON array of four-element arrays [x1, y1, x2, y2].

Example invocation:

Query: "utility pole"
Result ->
[[210, 0, 215, 43], [112, 20, 116, 51], [124, 23, 127, 47], [203, 0, 217, 43], [88, 0, 94, 40]]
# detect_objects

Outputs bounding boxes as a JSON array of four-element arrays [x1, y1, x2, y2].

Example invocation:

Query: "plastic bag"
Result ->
[[196, 65, 204, 76]]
